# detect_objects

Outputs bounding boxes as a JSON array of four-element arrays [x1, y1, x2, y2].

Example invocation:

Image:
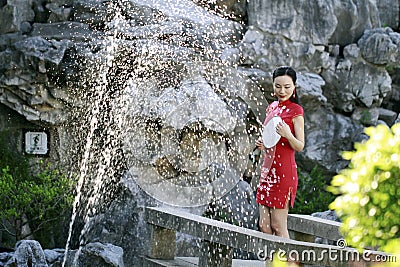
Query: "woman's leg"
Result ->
[[270, 204, 290, 238], [259, 204, 273, 234]]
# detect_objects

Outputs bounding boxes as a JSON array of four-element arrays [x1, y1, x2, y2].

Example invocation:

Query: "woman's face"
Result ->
[[273, 75, 295, 102]]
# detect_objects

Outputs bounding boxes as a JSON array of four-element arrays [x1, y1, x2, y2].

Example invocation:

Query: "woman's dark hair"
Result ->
[[272, 66, 299, 104]]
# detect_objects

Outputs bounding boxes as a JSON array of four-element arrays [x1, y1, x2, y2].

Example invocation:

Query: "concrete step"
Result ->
[[143, 257, 266, 267]]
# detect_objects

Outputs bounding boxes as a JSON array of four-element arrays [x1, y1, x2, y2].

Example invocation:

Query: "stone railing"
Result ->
[[143, 206, 387, 267]]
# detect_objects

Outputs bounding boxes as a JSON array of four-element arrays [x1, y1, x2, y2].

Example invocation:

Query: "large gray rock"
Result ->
[[31, 22, 103, 41], [13, 36, 72, 65], [351, 107, 380, 126], [358, 27, 400, 66], [43, 249, 63, 265], [238, 27, 329, 74], [294, 73, 365, 174], [248, 0, 337, 44], [46, 3, 72, 23], [0, 36, 73, 124], [328, 0, 381, 45], [70, 243, 125, 267], [383, 67, 400, 114], [378, 107, 398, 126], [297, 72, 327, 105], [376, 0, 399, 30], [0, 243, 125, 267], [5, 240, 48, 267], [248, 0, 380, 45], [107, 0, 245, 54], [300, 107, 365, 174], [321, 44, 392, 112], [193, 0, 247, 22], [73, 0, 112, 27], [0, 0, 35, 34], [122, 66, 252, 207]]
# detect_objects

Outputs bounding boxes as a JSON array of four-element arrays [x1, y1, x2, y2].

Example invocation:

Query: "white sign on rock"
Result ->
[[24, 131, 49, 155]]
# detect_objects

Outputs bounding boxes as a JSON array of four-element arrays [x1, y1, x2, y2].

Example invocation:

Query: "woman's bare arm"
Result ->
[[276, 115, 304, 152]]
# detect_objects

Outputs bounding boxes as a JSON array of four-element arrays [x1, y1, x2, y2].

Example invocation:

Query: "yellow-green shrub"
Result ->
[[329, 123, 400, 255]]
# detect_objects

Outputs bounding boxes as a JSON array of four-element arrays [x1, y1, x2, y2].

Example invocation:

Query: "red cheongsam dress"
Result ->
[[256, 99, 304, 209]]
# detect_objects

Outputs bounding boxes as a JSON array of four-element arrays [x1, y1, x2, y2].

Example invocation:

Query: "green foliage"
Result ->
[[292, 166, 336, 215], [0, 131, 75, 243], [359, 110, 372, 125], [329, 124, 400, 255]]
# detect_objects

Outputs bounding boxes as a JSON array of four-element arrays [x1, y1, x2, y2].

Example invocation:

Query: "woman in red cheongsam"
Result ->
[[255, 66, 305, 238]]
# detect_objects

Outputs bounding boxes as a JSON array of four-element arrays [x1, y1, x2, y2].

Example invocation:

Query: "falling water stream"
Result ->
[[61, 8, 124, 267]]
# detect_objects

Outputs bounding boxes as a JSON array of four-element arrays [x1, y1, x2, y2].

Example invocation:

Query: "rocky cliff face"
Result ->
[[0, 0, 399, 266]]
